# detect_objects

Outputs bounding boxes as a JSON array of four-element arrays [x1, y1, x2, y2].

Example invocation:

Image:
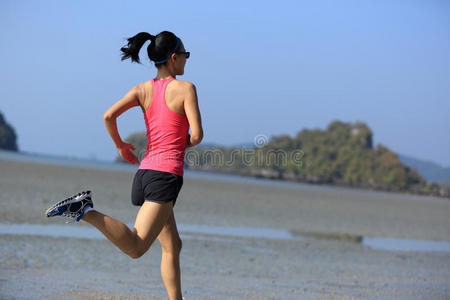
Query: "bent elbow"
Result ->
[[191, 134, 203, 145], [103, 112, 113, 120]]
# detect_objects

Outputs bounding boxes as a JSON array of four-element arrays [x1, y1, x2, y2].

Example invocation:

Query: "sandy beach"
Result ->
[[1, 157, 449, 299]]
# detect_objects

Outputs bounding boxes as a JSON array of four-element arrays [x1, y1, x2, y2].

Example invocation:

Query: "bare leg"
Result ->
[[82, 201, 173, 258], [158, 209, 183, 300]]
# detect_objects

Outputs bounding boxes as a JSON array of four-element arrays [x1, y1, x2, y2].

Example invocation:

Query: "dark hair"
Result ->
[[120, 31, 180, 68]]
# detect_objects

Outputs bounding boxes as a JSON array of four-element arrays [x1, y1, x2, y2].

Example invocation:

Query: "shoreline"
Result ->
[[185, 165, 450, 200], [2, 222, 450, 253], [1, 149, 446, 204], [2, 149, 447, 201]]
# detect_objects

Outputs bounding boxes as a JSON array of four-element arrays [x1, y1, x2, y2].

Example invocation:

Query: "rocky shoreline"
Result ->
[[186, 165, 450, 199]]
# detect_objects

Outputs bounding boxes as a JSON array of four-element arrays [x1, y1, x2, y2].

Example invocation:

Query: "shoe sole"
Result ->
[[46, 190, 92, 217]]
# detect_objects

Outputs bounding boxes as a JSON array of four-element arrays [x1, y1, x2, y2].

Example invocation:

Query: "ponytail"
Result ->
[[120, 31, 180, 67], [120, 32, 154, 64]]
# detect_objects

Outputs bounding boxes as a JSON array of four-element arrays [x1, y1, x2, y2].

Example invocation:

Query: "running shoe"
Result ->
[[45, 190, 93, 223]]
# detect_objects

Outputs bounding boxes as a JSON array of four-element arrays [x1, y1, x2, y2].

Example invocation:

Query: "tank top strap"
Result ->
[[151, 77, 175, 109]]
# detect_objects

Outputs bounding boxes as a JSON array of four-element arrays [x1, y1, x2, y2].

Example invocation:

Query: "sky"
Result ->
[[1, 0, 449, 167]]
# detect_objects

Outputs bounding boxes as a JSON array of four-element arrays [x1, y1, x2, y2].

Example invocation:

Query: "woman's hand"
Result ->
[[118, 142, 139, 164]]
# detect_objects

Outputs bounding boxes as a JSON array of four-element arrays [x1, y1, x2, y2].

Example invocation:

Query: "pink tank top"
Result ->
[[138, 77, 190, 176]]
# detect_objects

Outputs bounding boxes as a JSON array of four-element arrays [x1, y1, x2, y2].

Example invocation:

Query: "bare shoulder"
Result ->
[[177, 81, 198, 106], [138, 80, 153, 99], [140, 80, 152, 91], [172, 79, 196, 93], [131, 82, 146, 100]]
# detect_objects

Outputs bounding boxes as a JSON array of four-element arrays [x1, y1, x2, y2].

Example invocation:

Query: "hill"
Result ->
[[117, 120, 449, 198], [397, 153, 450, 185], [0, 111, 18, 151]]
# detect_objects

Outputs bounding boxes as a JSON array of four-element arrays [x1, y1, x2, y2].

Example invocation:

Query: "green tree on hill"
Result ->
[[118, 120, 446, 197]]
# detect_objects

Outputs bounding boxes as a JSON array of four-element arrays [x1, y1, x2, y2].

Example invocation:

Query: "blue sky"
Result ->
[[1, 0, 449, 166]]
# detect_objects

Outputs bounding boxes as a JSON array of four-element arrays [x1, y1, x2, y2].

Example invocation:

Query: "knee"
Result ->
[[128, 252, 142, 259], [127, 247, 146, 259]]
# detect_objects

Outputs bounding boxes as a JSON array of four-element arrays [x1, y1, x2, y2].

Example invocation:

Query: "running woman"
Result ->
[[45, 31, 203, 300]]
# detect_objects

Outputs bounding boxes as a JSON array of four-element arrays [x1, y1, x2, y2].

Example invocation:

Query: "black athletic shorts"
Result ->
[[131, 169, 183, 207]]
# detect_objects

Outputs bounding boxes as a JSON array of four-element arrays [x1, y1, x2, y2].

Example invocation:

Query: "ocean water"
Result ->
[[0, 223, 449, 252]]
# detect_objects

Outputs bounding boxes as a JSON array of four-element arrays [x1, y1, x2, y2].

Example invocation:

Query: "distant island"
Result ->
[[0, 111, 18, 151], [117, 120, 450, 199]]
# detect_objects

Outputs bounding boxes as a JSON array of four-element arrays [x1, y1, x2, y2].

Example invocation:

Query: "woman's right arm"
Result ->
[[184, 82, 203, 147], [103, 84, 142, 164]]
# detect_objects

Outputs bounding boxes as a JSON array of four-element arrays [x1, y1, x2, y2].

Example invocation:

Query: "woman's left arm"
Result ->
[[103, 84, 142, 163]]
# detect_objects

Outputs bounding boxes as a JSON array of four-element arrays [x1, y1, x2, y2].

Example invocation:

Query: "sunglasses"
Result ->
[[176, 51, 190, 59]]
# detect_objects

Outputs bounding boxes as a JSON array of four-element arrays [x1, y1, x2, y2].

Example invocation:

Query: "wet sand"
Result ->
[[0, 158, 449, 299]]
